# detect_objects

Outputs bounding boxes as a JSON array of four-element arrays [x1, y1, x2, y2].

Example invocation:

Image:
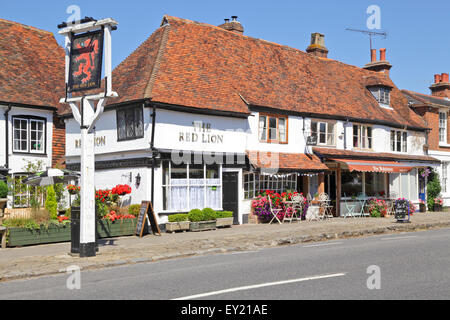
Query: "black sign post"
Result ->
[[394, 199, 411, 223]]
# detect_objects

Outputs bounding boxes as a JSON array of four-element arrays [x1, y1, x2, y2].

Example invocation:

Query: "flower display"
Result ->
[[104, 210, 136, 222], [434, 197, 444, 206], [67, 184, 80, 195], [112, 184, 132, 196], [57, 216, 69, 223], [367, 198, 388, 218], [251, 190, 307, 223], [419, 168, 431, 179]]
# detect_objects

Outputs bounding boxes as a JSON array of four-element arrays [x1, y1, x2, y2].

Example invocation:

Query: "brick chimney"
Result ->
[[306, 33, 329, 58], [430, 73, 450, 98], [218, 16, 244, 35], [363, 48, 392, 76]]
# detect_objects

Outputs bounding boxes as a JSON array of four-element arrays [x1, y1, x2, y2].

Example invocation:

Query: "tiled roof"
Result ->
[[0, 19, 65, 109], [402, 90, 450, 108], [247, 151, 328, 171], [313, 147, 440, 163], [92, 15, 427, 131]]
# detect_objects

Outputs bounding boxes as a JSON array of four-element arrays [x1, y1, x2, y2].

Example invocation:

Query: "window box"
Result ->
[[166, 221, 190, 233], [189, 221, 217, 232]]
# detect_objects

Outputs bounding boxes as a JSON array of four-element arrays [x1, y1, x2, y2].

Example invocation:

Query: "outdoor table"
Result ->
[[306, 203, 321, 221], [283, 201, 302, 223]]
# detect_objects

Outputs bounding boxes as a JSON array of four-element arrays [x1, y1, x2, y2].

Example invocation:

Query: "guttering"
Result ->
[[4, 104, 12, 170], [0, 100, 55, 112], [248, 104, 429, 132]]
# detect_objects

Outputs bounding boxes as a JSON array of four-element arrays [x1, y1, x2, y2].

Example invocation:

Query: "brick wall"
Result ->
[[415, 106, 450, 152], [52, 114, 66, 168]]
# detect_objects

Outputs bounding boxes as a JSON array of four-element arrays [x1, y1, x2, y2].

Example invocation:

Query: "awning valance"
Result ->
[[331, 159, 415, 173]]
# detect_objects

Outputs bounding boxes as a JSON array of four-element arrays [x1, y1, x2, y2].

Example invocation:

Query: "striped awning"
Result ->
[[331, 159, 415, 173]]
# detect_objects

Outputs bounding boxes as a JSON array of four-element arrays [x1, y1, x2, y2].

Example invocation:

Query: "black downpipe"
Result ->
[[4, 104, 12, 170], [149, 102, 157, 205]]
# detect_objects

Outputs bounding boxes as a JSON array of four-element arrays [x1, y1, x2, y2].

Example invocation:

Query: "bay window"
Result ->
[[162, 162, 222, 211], [13, 117, 46, 154], [353, 125, 372, 149], [259, 114, 288, 144]]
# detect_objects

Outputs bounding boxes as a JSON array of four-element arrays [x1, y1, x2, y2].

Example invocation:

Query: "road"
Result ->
[[0, 228, 449, 300]]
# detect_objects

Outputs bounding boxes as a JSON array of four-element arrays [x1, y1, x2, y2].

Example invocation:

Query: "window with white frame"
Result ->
[[442, 162, 448, 193], [162, 162, 222, 211], [244, 172, 297, 199], [353, 125, 372, 149], [13, 117, 46, 154], [439, 111, 447, 143], [311, 121, 336, 146], [390, 130, 407, 153]]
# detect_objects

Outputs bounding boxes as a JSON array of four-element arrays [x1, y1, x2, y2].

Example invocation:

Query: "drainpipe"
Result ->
[[4, 104, 12, 170], [148, 101, 157, 206], [344, 119, 349, 150]]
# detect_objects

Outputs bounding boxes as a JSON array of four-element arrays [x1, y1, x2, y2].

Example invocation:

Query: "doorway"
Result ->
[[222, 172, 239, 225]]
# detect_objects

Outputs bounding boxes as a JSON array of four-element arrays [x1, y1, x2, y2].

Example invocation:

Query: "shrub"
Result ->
[[427, 169, 442, 211], [202, 208, 217, 221], [129, 204, 141, 216], [0, 180, 8, 198], [188, 209, 204, 222], [216, 211, 233, 219], [45, 186, 58, 220], [168, 214, 189, 223], [96, 202, 109, 219]]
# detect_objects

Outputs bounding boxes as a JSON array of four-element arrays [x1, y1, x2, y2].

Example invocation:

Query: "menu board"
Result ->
[[135, 201, 161, 237], [394, 199, 409, 222]]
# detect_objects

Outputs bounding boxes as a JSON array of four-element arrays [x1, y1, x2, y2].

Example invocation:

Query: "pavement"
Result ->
[[1, 212, 450, 283]]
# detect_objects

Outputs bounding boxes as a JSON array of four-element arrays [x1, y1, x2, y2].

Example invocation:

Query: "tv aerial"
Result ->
[[345, 28, 387, 51]]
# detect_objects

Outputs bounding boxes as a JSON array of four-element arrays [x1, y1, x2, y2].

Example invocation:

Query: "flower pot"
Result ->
[[419, 204, 426, 213], [216, 217, 233, 228], [433, 204, 442, 212], [166, 221, 190, 233], [189, 221, 216, 232]]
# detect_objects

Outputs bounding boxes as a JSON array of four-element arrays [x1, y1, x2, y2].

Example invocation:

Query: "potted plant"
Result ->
[[215, 211, 234, 228], [188, 208, 217, 232], [166, 213, 190, 233], [433, 197, 444, 212], [419, 200, 426, 213]]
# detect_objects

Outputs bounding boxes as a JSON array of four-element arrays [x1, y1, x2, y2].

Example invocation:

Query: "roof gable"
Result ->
[[0, 19, 65, 109]]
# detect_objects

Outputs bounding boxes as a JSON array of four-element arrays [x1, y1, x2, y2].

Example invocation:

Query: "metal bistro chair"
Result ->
[[343, 194, 357, 218], [318, 193, 333, 220], [356, 193, 369, 217], [291, 194, 305, 222], [268, 194, 283, 224]]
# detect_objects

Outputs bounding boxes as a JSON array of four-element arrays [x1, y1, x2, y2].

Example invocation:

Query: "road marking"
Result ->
[[380, 236, 418, 241], [172, 273, 347, 300], [303, 242, 343, 248]]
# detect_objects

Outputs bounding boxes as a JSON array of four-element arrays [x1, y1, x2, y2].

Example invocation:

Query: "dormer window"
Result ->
[[369, 86, 391, 107]]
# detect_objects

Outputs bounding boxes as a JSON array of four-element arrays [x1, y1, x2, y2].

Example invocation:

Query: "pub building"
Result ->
[[63, 16, 439, 225]]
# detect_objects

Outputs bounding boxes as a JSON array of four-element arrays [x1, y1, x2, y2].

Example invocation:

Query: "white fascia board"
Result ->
[[58, 18, 118, 35]]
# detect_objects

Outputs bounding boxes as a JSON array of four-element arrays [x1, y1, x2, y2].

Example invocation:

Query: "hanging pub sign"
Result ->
[[68, 30, 104, 93], [306, 135, 318, 146]]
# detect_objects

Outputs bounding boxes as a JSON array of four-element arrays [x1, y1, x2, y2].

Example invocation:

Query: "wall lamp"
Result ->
[[135, 173, 141, 188]]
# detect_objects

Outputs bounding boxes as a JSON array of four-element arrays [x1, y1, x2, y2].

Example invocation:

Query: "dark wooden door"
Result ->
[[222, 172, 239, 225]]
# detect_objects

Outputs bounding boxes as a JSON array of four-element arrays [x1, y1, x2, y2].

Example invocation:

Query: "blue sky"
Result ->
[[1, 0, 449, 94]]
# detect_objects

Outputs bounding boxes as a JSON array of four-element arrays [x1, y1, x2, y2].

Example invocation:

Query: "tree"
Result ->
[[45, 185, 58, 220]]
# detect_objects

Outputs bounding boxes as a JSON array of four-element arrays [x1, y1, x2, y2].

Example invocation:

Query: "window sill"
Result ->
[[439, 143, 450, 148]]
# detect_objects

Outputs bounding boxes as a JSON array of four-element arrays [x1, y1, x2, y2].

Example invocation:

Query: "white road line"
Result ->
[[303, 242, 343, 248], [172, 273, 347, 300], [380, 236, 418, 241]]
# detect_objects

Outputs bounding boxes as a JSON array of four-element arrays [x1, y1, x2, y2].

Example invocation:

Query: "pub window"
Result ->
[[243, 172, 297, 199], [12, 117, 45, 154], [258, 114, 288, 144], [353, 124, 372, 149], [311, 121, 336, 146], [117, 106, 144, 141], [390, 130, 407, 153]]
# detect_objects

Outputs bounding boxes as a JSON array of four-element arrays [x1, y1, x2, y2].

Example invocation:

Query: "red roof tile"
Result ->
[[0, 19, 65, 109], [247, 151, 328, 171], [96, 15, 427, 131]]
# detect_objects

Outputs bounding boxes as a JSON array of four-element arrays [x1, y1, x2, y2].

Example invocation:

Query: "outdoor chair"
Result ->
[[356, 193, 369, 217], [268, 194, 283, 224], [318, 193, 333, 219], [343, 194, 357, 218]]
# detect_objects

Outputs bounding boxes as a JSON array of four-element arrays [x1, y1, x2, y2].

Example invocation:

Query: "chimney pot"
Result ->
[[371, 49, 377, 62], [380, 48, 386, 61], [231, 16, 238, 21]]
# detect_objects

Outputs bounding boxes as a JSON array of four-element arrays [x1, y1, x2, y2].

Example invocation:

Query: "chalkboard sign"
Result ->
[[394, 199, 410, 222], [135, 201, 150, 237], [135, 201, 161, 237]]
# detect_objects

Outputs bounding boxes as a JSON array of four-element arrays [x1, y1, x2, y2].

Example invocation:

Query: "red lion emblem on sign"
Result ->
[[73, 38, 99, 84]]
